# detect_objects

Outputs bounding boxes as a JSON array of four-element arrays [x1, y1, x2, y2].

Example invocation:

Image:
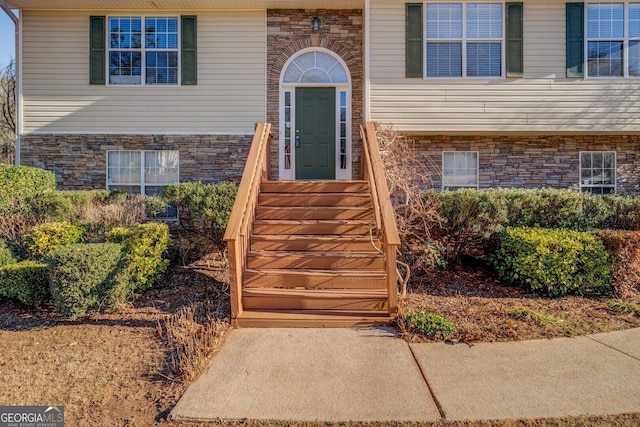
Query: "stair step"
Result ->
[[235, 309, 394, 328], [253, 219, 372, 235], [258, 193, 371, 207], [244, 268, 386, 289], [255, 206, 374, 220], [242, 288, 389, 311], [247, 251, 384, 269], [261, 180, 369, 193], [250, 235, 382, 252]]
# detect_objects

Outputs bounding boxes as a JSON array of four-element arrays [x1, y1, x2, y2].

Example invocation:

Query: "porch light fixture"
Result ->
[[312, 16, 321, 31]]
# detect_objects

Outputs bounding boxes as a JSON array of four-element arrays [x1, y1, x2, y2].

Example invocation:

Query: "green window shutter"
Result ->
[[566, 3, 585, 78], [181, 15, 197, 85], [506, 3, 523, 78], [90, 16, 106, 85], [406, 3, 423, 78]]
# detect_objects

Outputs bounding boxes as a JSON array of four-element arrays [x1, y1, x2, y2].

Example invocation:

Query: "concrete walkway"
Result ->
[[170, 327, 640, 423]]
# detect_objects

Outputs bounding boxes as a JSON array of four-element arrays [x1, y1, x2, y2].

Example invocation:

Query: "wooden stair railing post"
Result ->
[[361, 122, 401, 316], [224, 122, 272, 325]]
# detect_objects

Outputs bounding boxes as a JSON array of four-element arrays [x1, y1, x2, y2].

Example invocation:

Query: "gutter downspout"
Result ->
[[0, 1, 19, 165]]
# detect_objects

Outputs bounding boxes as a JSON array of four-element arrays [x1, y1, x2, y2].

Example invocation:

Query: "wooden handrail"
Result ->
[[361, 122, 400, 246], [224, 122, 271, 322], [361, 122, 401, 314]]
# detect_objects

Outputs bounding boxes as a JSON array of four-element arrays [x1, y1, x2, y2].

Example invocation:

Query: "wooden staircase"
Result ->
[[225, 123, 399, 327]]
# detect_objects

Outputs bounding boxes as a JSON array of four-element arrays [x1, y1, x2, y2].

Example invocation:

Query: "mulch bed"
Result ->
[[399, 258, 640, 343]]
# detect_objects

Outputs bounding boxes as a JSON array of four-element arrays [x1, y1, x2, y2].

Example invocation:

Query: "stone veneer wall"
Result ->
[[411, 134, 640, 195], [267, 9, 364, 180], [20, 134, 253, 190]]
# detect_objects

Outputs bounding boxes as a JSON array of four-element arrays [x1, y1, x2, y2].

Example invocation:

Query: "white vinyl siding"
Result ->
[[21, 10, 266, 134], [369, 0, 640, 132]]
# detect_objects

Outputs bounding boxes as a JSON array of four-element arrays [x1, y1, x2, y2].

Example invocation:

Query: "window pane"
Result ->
[[603, 152, 615, 169], [427, 42, 462, 77], [146, 52, 178, 84], [630, 41, 640, 76], [426, 3, 463, 39], [466, 3, 502, 39], [107, 151, 141, 184], [588, 4, 624, 38], [630, 4, 640, 37], [467, 42, 501, 76], [109, 51, 142, 84], [109, 185, 142, 194], [145, 151, 179, 184], [588, 41, 623, 77], [442, 152, 478, 187]]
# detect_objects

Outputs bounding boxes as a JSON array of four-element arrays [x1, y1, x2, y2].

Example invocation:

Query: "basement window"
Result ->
[[106, 150, 179, 217], [442, 151, 479, 190], [580, 151, 616, 194]]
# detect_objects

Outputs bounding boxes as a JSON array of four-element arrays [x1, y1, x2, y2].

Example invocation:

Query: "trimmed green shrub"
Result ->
[[596, 230, 640, 297], [48, 243, 123, 319], [490, 227, 611, 297], [432, 189, 640, 265], [107, 222, 170, 291], [0, 239, 20, 267], [502, 188, 610, 231], [0, 261, 49, 306], [602, 195, 640, 231], [24, 221, 83, 258], [24, 192, 76, 222], [436, 189, 508, 262], [0, 164, 56, 206], [405, 312, 456, 340], [163, 181, 237, 250]]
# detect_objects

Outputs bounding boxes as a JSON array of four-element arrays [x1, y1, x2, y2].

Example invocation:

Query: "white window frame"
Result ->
[[424, 2, 506, 79], [442, 151, 480, 190], [585, 2, 640, 78], [106, 15, 181, 86], [579, 151, 617, 194], [106, 150, 180, 195]]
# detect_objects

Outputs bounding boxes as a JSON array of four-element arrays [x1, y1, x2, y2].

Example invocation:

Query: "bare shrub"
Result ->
[[373, 123, 443, 281], [77, 195, 146, 241], [0, 213, 38, 245], [158, 300, 230, 381]]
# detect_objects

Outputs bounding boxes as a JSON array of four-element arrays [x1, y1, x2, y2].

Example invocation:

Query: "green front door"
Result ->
[[295, 87, 336, 180]]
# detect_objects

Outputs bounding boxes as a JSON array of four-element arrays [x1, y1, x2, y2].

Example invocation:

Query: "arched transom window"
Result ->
[[282, 51, 349, 84]]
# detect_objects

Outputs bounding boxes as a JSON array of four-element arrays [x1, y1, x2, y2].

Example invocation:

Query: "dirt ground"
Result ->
[[0, 253, 638, 426]]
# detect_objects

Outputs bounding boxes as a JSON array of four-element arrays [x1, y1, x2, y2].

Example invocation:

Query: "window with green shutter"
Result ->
[[506, 3, 523, 77], [91, 15, 197, 86]]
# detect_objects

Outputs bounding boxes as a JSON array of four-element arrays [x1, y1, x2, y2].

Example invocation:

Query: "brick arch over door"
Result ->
[[266, 9, 364, 179]]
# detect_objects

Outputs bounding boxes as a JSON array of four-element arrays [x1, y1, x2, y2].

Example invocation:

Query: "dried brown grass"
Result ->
[[168, 413, 640, 426], [158, 300, 230, 381], [77, 195, 146, 240]]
